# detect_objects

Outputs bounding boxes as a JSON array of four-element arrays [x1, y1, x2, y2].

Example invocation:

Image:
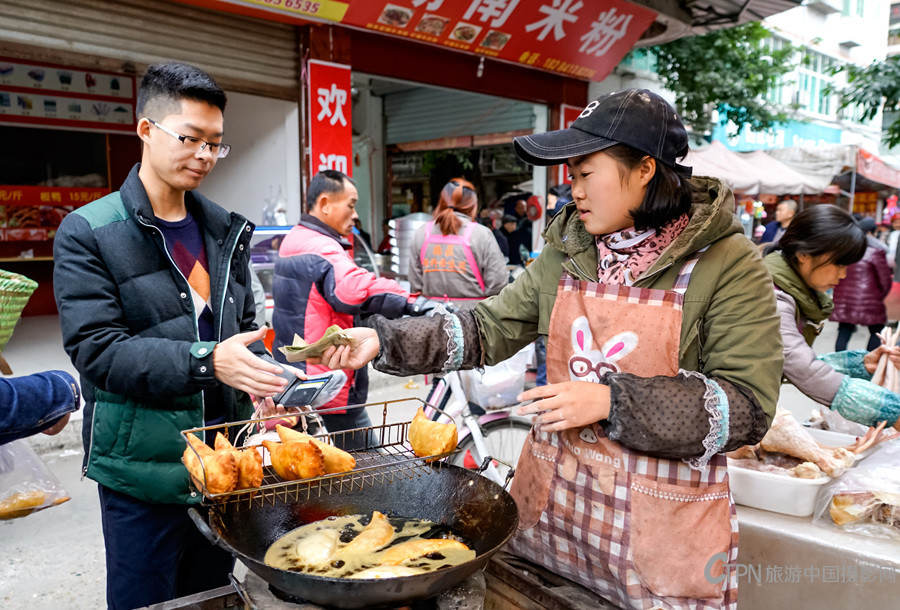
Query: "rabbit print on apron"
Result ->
[[507, 253, 738, 610], [570, 316, 637, 380]]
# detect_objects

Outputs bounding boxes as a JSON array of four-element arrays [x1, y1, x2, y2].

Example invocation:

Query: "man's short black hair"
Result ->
[[307, 170, 355, 210], [136, 63, 226, 121]]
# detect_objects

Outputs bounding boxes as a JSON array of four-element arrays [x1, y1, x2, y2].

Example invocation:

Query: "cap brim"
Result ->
[[513, 127, 616, 166]]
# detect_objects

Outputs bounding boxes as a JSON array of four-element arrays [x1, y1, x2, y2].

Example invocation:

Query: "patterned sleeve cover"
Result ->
[[819, 350, 900, 427], [602, 371, 768, 468], [369, 311, 483, 376]]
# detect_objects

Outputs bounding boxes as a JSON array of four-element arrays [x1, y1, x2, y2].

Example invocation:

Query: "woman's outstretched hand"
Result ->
[[516, 381, 611, 432], [307, 327, 380, 371], [864, 345, 900, 374]]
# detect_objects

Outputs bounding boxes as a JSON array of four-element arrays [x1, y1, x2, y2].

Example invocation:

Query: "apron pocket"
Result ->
[[629, 474, 732, 600], [508, 429, 557, 530]]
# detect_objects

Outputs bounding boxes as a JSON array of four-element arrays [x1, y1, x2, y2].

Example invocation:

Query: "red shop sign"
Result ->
[[176, 1, 657, 82], [557, 103, 582, 184], [308, 59, 353, 179]]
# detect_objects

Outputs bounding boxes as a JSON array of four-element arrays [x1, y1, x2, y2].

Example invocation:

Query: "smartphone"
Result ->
[[273, 370, 333, 407]]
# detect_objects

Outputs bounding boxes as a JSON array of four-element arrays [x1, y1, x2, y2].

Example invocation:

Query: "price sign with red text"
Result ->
[[308, 60, 353, 179], [557, 103, 582, 184]]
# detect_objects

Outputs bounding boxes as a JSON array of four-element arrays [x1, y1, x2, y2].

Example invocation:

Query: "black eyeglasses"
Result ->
[[147, 119, 231, 159]]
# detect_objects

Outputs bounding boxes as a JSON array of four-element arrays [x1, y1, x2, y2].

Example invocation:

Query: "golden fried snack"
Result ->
[[276, 424, 356, 474], [183, 432, 238, 495], [408, 408, 457, 461], [0, 490, 48, 520], [379, 538, 471, 566], [294, 529, 340, 565], [335, 511, 394, 556], [214, 432, 264, 490], [262, 440, 325, 481]]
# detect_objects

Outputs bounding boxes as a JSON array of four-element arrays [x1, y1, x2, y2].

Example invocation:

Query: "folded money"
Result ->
[[278, 325, 358, 362]]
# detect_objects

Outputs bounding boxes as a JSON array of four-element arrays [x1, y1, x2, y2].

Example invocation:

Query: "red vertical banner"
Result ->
[[308, 59, 353, 178], [557, 103, 583, 184]]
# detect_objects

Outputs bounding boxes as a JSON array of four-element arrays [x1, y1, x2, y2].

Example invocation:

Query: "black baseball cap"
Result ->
[[513, 89, 692, 177]]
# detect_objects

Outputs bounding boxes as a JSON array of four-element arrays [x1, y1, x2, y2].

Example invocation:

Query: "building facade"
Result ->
[[594, 0, 891, 154]]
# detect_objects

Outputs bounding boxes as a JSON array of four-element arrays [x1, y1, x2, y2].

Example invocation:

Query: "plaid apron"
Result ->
[[507, 250, 739, 610]]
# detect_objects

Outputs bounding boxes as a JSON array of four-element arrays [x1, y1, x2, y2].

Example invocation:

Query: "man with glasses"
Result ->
[[53, 62, 290, 609]]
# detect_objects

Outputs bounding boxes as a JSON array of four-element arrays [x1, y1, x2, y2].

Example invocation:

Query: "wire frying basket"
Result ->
[[0, 269, 38, 375], [180, 398, 459, 509]]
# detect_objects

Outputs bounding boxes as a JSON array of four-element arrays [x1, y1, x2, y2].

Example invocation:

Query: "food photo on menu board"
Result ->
[[0, 205, 76, 241], [415, 14, 449, 36], [450, 22, 481, 43], [480, 30, 511, 51], [378, 5, 412, 27]]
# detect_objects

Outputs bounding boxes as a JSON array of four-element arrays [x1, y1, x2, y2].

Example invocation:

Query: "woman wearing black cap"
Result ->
[[310, 89, 781, 609], [765, 206, 900, 428]]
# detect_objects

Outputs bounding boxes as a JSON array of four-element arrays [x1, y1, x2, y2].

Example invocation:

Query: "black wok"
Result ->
[[189, 462, 518, 609]]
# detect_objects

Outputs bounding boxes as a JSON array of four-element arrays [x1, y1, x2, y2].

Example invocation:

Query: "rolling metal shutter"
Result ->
[[385, 87, 536, 146], [0, 0, 298, 98]]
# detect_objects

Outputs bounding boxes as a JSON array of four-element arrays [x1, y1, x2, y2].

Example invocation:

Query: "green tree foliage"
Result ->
[[827, 56, 900, 147], [644, 22, 799, 136]]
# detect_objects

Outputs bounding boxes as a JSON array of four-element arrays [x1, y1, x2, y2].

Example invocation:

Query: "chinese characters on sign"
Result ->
[[191, 1, 657, 82], [307, 60, 352, 177]]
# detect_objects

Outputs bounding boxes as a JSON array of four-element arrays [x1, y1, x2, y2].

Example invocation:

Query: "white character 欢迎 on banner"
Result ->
[[524, 0, 583, 42], [464, 0, 520, 28], [316, 84, 348, 127], [579, 7, 633, 57], [318, 153, 348, 173]]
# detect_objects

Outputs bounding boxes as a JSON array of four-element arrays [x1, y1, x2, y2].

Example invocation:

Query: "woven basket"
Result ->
[[0, 269, 38, 374]]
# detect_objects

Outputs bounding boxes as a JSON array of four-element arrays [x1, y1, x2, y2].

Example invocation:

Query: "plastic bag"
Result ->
[[812, 438, 900, 540], [807, 406, 869, 437], [0, 439, 70, 520], [459, 344, 532, 410]]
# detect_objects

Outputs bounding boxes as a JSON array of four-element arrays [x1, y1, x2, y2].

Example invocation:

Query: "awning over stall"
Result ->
[[684, 140, 829, 194], [768, 143, 900, 194], [737, 149, 833, 194], [684, 140, 760, 192]]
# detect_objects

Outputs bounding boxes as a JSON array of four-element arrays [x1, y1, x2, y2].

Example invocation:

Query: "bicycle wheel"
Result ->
[[451, 416, 532, 481]]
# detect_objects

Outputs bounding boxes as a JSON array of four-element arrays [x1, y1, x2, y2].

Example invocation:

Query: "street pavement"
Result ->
[[0, 316, 873, 608]]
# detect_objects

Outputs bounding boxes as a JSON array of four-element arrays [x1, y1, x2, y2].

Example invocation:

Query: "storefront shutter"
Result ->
[[0, 0, 298, 99], [384, 87, 535, 146]]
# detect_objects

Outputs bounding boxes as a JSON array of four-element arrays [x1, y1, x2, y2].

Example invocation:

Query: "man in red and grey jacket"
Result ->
[[272, 170, 436, 448]]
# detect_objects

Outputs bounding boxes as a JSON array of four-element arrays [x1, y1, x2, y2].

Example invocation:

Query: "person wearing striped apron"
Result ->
[[310, 90, 782, 609], [507, 247, 741, 609]]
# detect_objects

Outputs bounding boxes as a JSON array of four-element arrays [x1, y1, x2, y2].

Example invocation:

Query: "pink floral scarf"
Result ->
[[596, 215, 690, 285]]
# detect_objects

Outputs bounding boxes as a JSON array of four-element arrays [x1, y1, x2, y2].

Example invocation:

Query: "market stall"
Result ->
[[684, 140, 832, 195], [768, 143, 900, 215]]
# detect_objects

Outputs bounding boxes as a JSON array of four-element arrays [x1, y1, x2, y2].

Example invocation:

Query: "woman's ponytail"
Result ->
[[434, 178, 478, 235]]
